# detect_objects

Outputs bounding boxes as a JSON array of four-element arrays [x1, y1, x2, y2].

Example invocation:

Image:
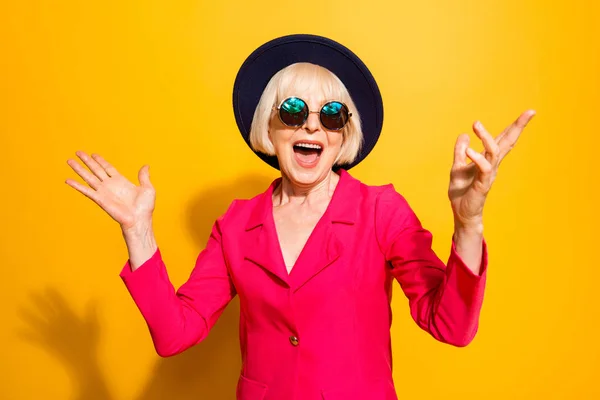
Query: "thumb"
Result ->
[[453, 134, 470, 168], [138, 165, 153, 188]]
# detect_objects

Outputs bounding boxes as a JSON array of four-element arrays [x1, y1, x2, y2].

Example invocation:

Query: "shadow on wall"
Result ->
[[17, 174, 274, 400], [17, 289, 112, 400]]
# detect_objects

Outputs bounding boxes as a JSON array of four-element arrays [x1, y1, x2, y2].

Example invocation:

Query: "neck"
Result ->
[[273, 170, 340, 207]]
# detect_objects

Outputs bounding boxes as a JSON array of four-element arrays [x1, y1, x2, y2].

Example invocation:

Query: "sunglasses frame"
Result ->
[[272, 96, 353, 131]]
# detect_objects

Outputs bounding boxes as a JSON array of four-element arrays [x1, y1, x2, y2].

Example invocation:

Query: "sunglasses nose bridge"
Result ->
[[303, 110, 321, 132]]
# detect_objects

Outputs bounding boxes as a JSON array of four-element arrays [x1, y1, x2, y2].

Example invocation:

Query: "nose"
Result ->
[[303, 112, 320, 133]]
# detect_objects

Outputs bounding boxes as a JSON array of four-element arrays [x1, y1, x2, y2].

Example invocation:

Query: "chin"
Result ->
[[280, 156, 335, 186]]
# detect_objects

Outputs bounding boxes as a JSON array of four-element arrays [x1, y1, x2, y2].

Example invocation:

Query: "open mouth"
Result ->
[[293, 142, 323, 167]]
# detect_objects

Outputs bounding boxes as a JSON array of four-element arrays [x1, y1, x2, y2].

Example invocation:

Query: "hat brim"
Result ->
[[232, 34, 384, 170]]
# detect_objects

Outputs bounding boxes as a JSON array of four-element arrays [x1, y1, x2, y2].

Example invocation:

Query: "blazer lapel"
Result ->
[[243, 179, 291, 286], [288, 219, 343, 292], [242, 169, 360, 291], [288, 169, 359, 292]]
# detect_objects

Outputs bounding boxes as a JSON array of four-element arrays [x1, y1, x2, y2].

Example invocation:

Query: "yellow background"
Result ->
[[1, 0, 598, 399]]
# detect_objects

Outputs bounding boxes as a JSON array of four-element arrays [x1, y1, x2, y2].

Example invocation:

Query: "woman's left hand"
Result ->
[[448, 109, 536, 230]]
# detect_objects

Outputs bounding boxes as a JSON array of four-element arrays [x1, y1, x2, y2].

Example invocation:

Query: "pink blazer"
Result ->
[[120, 169, 488, 400]]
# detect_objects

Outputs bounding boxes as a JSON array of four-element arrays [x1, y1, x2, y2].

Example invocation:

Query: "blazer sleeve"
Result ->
[[375, 185, 488, 347], [119, 203, 237, 357]]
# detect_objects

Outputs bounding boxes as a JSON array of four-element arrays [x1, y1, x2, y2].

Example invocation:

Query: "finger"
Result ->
[[494, 122, 513, 145], [65, 178, 116, 219], [91, 153, 120, 177], [138, 165, 153, 188], [498, 109, 536, 160], [66, 158, 101, 190], [75, 151, 109, 181], [452, 134, 470, 169], [65, 177, 101, 203], [466, 147, 494, 186], [478, 122, 509, 156], [473, 121, 500, 165]]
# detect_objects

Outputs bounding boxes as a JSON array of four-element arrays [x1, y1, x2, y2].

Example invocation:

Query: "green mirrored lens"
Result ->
[[321, 101, 343, 115], [281, 97, 306, 114], [320, 101, 348, 130]]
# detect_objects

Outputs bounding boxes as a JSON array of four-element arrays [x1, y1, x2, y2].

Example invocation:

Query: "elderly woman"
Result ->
[[66, 35, 535, 399]]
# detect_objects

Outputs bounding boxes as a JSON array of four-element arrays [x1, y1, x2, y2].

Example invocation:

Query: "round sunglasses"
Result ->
[[273, 97, 352, 131]]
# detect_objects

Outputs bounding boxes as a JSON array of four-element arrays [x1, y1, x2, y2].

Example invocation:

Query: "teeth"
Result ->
[[295, 143, 322, 150]]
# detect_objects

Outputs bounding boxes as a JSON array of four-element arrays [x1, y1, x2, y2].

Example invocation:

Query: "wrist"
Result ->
[[121, 220, 154, 241], [453, 221, 484, 242], [453, 215, 483, 234], [452, 224, 485, 276], [453, 227, 483, 252]]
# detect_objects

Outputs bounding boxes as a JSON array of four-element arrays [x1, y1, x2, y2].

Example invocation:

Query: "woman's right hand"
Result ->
[[65, 151, 156, 235]]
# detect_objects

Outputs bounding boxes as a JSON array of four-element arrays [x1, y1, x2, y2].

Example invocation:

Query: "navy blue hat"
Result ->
[[232, 34, 384, 170]]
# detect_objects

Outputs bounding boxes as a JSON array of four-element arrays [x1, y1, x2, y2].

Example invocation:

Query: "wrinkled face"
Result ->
[[268, 92, 344, 186]]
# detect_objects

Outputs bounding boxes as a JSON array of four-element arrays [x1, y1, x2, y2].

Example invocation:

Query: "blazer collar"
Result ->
[[245, 168, 359, 232], [243, 168, 360, 290]]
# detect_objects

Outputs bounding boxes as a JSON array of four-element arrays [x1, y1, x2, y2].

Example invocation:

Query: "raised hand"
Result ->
[[65, 151, 155, 234], [448, 110, 536, 229]]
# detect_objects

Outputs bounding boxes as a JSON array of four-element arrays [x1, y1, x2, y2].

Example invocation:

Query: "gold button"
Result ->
[[289, 335, 299, 346]]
